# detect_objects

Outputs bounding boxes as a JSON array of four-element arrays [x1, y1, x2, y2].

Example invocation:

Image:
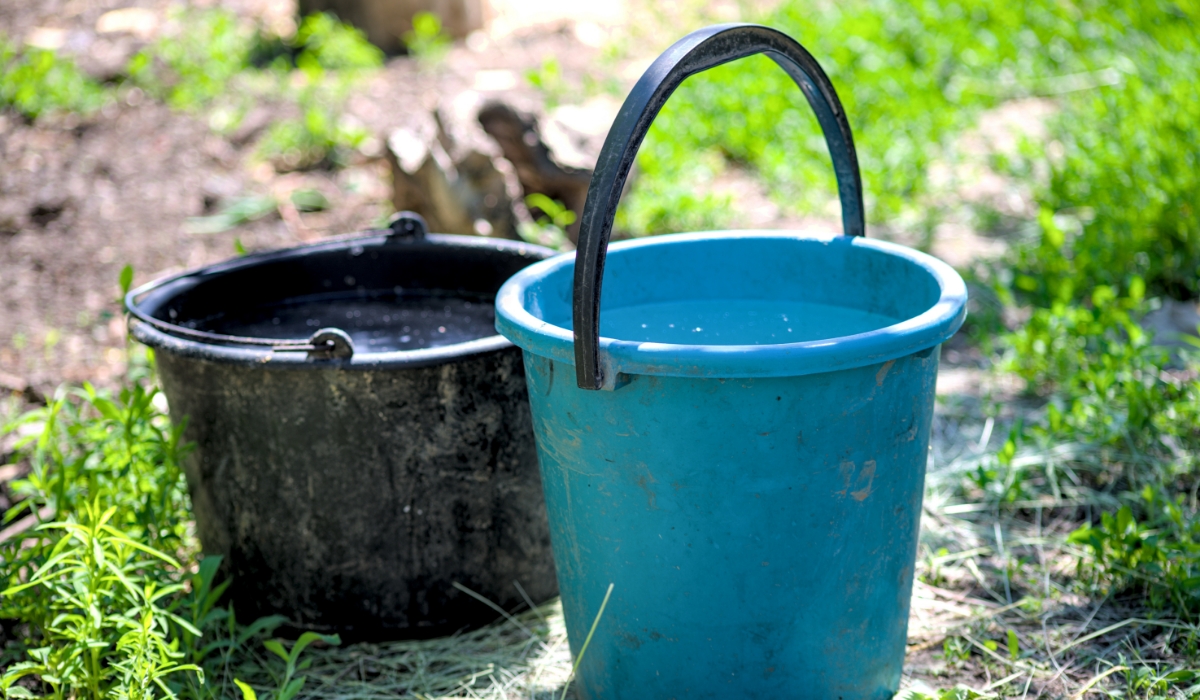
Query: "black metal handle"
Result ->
[[386, 211, 428, 242], [572, 24, 865, 390], [122, 211, 435, 359]]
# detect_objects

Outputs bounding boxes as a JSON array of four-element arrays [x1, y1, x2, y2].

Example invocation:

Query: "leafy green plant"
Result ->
[[614, 148, 732, 236], [185, 196, 278, 235], [125, 9, 381, 171], [290, 13, 383, 72], [127, 8, 254, 111], [0, 363, 297, 700], [1070, 490, 1200, 618], [289, 189, 329, 213], [525, 57, 567, 110], [0, 256, 317, 700], [1004, 281, 1200, 471], [518, 194, 575, 250], [181, 559, 284, 700], [1, 502, 201, 700], [403, 12, 450, 67], [975, 5, 1200, 620], [0, 39, 110, 119], [898, 685, 989, 700], [1122, 664, 1200, 698], [254, 14, 380, 170], [0, 372, 199, 700], [625, 0, 1084, 232], [259, 632, 341, 700], [257, 95, 369, 170], [1005, 0, 1200, 306], [2, 382, 191, 548], [623, 0, 1199, 247], [963, 425, 1033, 506]]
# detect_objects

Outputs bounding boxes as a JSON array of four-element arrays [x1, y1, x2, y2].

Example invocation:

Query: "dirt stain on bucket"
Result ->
[[851, 460, 876, 501], [875, 359, 896, 386], [635, 469, 659, 510], [837, 459, 877, 501]]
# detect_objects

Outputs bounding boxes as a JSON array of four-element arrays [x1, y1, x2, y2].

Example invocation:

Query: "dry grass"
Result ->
[[901, 500, 1199, 699], [215, 387, 1199, 700], [900, 391, 1199, 699], [232, 601, 573, 700]]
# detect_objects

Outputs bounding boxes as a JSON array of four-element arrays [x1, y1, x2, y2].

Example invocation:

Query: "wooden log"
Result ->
[[477, 101, 592, 242], [298, 0, 487, 53], [385, 96, 618, 243], [384, 98, 523, 240]]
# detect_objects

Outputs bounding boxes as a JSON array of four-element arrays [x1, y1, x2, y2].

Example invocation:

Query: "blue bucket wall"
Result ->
[[523, 350, 936, 699], [497, 231, 967, 699]]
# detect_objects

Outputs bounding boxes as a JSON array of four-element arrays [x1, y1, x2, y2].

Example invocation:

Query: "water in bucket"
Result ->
[[595, 299, 897, 344], [182, 292, 497, 352]]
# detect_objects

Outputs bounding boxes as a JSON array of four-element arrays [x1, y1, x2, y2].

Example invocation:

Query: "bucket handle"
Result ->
[[572, 23, 864, 390], [124, 213, 433, 360]]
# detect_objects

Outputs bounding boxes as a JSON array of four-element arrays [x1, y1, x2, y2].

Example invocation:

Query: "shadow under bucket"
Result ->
[[495, 24, 968, 700]]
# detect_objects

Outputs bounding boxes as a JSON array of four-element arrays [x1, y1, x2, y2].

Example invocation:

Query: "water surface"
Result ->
[[598, 299, 898, 345], [191, 293, 496, 352]]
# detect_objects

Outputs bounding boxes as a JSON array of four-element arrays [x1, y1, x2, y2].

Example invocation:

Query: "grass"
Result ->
[[0, 38, 110, 119], [909, 394, 1200, 698], [10, 375, 1195, 699], [2, 8, 384, 170], [234, 601, 571, 700]]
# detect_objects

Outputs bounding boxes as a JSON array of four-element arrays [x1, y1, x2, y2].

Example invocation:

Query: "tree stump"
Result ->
[[297, 0, 487, 53], [385, 96, 619, 243], [477, 101, 592, 242], [385, 95, 523, 240]]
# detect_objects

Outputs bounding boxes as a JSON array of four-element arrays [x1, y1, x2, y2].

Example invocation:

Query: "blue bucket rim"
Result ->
[[495, 230, 968, 381]]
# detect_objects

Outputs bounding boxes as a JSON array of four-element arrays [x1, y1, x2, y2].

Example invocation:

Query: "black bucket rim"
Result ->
[[126, 229, 557, 370]]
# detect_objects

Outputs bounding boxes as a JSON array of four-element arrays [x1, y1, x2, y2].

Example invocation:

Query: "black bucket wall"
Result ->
[[127, 215, 558, 638]]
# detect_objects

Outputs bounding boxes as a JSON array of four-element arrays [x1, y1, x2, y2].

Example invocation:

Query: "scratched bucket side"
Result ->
[[520, 345, 939, 700]]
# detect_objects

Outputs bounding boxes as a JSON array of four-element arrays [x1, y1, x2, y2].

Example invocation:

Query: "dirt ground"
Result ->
[[0, 0, 682, 394]]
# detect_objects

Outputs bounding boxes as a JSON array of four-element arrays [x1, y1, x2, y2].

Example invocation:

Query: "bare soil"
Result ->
[[0, 0, 641, 395]]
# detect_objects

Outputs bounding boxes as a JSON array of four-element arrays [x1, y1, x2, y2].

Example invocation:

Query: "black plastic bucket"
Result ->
[[126, 214, 558, 638]]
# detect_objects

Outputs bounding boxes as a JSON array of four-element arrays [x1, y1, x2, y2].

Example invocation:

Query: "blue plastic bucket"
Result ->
[[495, 24, 968, 700]]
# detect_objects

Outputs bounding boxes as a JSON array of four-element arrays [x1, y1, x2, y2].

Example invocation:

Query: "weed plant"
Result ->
[[517, 194, 575, 251], [622, 0, 1199, 243], [2, 382, 191, 549], [1, 9, 383, 171], [0, 370, 323, 700], [1003, 0, 1200, 305], [402, 12, 451, 68], [1, 380, 198, 700], [252, 14, 382, 170], [624, 0, 1076, 233], [1, 502, 201, 700], [127, 9, 254, 112], [0, 38, 109, 119]]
